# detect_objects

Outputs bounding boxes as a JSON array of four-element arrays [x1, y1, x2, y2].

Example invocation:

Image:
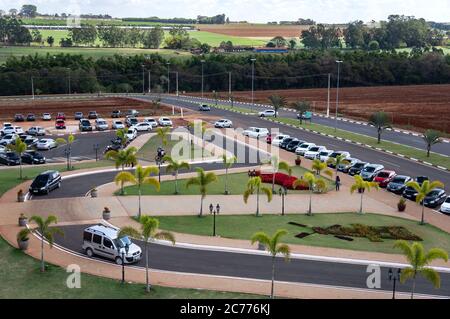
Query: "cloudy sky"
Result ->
[[1, 0, 449, 23]]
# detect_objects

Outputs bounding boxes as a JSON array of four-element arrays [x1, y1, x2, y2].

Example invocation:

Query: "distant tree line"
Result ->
[[122, 14, 227, 25], [0, 16, 32, 45], [1, 49, 449, 96]]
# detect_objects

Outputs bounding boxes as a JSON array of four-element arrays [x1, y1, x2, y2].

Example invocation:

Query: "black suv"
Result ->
[[279, 137, 294, 149], [0, 152, 20, 166], [29, 170, 61, 195], [14, 114, 25, 122], [26, 113, 36, 121], [111, 110, 121, 118], [403, 176, 429, 201], [21, 150, 46, 164], [286, 139, 304, 152], [88, 111, 98, 119], [79, 119, 93, 131]]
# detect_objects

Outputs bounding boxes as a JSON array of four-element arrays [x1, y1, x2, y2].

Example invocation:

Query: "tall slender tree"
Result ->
[[293, 172, 327, 215], [56, 134, 75, 170], [243, 176, 273, 217], [406, 179, 444, 225], [8, 137, 27, 179], [267, 95, 286, 118], [222, 154, 237, 194], [368, 111, 391, 144], [292, 101, 311, 125], [163, 155, 190, 194], [350, 175, 380, 214], [422, 129, 442, 157], [186, 167, 217, 217], [105, 147, 138, 194]]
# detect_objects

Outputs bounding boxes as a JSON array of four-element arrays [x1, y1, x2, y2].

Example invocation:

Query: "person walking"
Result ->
[[335, 175, 341, 191]]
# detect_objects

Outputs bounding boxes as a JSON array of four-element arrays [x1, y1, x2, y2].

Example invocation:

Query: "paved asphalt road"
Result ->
[[177, 95, 450, 156], [147, 95, 450, 189], [53, 223, 450, 298]]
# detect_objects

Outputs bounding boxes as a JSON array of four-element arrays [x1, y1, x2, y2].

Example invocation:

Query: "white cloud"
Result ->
[[1, 0, 449, 22]]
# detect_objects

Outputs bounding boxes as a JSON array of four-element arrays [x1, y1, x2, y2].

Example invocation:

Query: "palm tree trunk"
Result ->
[[308, 190, 312, 216], [271, 256, 276, 299], [145, 241, 150, 292], [411, 278, 416, 299], [138, 185, 142, 219], [377, 128, 381, 144], [175, 171, 178, 194], [224, 167, 229, 194], [120, 165, 125, 195], [272, 173, 275, 192], [359, 192, 364, 214], [19, 159, 23, 179], [40, 236, 45, 272], [427, 145, 431, 157], [256, 190, 260, 217], [420, 203, 425, 225], [199, 196, 204, 217]]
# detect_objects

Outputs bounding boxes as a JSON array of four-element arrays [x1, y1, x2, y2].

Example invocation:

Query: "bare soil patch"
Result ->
[[197, 24, 309, 38], [191, 84, 450, 133]]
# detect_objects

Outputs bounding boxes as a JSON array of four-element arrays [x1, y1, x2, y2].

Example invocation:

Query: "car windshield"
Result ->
[[116, 236, 132, 248], [115, 121, 123, 124], [416, 177, 429, 184], [81, 121, 90, 125], [98, 121, 106, 125], [309, 147, 320, 152], [392, 177, 406, 184], [6, 153, 17, 158], [300, 144, 310, 148], [32, 174, 49, 187], [427, 190, 441, 197], [364, 167, 376, 172], [283, 138, 293, 143], [377, 172, 390, 178], [353, 163, 365, 168], [329, 153, 340, 158], [445, 197, 450, 203]]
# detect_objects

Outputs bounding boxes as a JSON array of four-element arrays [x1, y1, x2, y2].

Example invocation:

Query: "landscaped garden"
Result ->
[[0, 237, 262, 299], [155, 213, 450, 254]]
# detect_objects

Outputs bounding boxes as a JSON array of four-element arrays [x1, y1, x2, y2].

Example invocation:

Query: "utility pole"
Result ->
[[141, 64, 145, 95], [326, 73, 331, 117], [166, 62, 170, 94], [148, 70, 151, 94], [67, 69, 71, 95], [31, 77, 35, 100], [175, 71, 179, 96], [228, 72, 232, 102], [335, 60, 343, 132], [201, 60, 205, 98], [251, 58, 256, 111]]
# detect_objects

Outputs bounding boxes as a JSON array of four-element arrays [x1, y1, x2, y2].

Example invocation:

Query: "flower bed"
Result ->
[[255, 171, 309, 190]]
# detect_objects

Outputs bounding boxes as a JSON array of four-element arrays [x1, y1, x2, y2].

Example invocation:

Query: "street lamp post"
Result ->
[[119, 243, 130, 284], [148, 70, 151, 94], [141, 64, 145, 95], [67, 69, 71, 95], [166, 62, 170, 94], [278, 187, 287, 216], [335, 60, 343, 132], [93, 143, 99, 161], [209, 203, 220, 237], [251, 58, 256, 111], [31, 76, 35, 99], [388, 268, 401, 299], [201, 60, 205, 98], [175, 71, 179, 97]]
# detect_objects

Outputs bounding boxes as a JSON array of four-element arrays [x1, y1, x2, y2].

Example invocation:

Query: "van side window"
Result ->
[[92, 234, 102, 244], [83, 231, 92, 242], [103, 238, 114, 249]]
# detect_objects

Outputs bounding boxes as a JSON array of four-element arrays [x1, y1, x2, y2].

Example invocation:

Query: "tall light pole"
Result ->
[[141, 64, 145, 95], [166, 62, 170, 94], [175, 71, 179, 97], [228, 71, 232, 102], [67, 68, 71, 95], [31, 76, 35, 99], [326, 73, 331, 117], [335, 60, 343, 132], [148, 70, 151, 94], [201, 60, 205, 98], [251, 58, 256, 111]]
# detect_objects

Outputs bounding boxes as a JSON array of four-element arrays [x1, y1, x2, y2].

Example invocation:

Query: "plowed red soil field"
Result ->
[[0, 97, 173, 121], [193, 84, 450, 133], [197, 24, 309, 38]]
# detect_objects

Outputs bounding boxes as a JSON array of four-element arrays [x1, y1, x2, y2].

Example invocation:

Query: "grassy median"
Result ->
[[0, 237, 261, 299], [157, 213, 450, 255]]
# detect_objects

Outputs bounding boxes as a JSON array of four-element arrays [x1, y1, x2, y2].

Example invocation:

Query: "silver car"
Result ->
[[360, 164, 384, 181]]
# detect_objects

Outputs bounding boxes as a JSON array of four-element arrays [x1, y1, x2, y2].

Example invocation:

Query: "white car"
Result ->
[[27, 126, 46, 136], [242, 127, 269, 138], [214, 119, 233, 128], [95, 119, 109, 131], [1, 125, 15, 136], [134, 122, 152, 132], [318, 150, 334, 162], [0, 145, 6, 153], [271, 134, 290, 147], [112, 120, 125, 130], [158, 117, 173, 127], [258, 109, 277, 117], [304, 146, 327, 160], [295, 142, 316, 156], [126, 128, 137, 140], [36, 138, 57, 150], [440, 196, 450, 215], [143, 118, 158, 128], [0, 134, 18, 146], [42, 113, 51, 121], [13, 126, 24, 134]]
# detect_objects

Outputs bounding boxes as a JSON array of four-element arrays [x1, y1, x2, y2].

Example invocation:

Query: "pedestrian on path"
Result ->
[[335, 175, 341, 191]]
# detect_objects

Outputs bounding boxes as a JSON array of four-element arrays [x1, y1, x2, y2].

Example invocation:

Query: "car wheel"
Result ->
[[86, 248, 94, 258], [115, 257, 123, 265]]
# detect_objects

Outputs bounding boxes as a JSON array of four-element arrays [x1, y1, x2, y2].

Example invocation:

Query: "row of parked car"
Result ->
[[256, 130, 449, 214], [13, 109, 141, 123]]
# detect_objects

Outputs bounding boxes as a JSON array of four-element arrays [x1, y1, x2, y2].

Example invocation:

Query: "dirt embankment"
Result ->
[[190, 84, 450, 133], [0, 97, 175, 122], [197, 24, 309, 38]]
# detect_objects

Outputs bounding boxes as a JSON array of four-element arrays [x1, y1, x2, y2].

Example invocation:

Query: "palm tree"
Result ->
[[394, 240, 448, 299], [278, 161, 292, 177], [243, 176, 273, 217], [28, 215, 64, 272], [163, 155, 190, 194], [406, 179, 444, 225], [55, 133, 75, 170], [293, 172, 327, 216], [368, 111, 391, 144], [292, 101, 311, 125], [311, 159, 332, 176], [118, 216, 175, 293], [422, 129, 442, 157], [8, 137, 27, 179], [116, 128, 129, 147], [350, 175, 380, 214], [156, 127, 170, 147], [251, 230, 290, 298], [327, 154, 349, 178], [222, 155, 237, 195], [186, 167, 218, 217], [105, 147, 138, 194], [267, 95, 286, 118], [114, 165, 160, 219]]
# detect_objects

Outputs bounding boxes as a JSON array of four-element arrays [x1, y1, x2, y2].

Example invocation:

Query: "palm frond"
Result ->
[[420, 267, 441, 288], [155, 231, 176, 245], [118, 226, 142, 239]]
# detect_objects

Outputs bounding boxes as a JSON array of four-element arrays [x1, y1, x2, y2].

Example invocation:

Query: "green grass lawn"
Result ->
[[0, 237, 261, 299], [272, 117, 450, 169], [0, 160, 113, 197], [120, 166, 333, 195], [136, 134, 211, 162], [156, 213, 450, 254]]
